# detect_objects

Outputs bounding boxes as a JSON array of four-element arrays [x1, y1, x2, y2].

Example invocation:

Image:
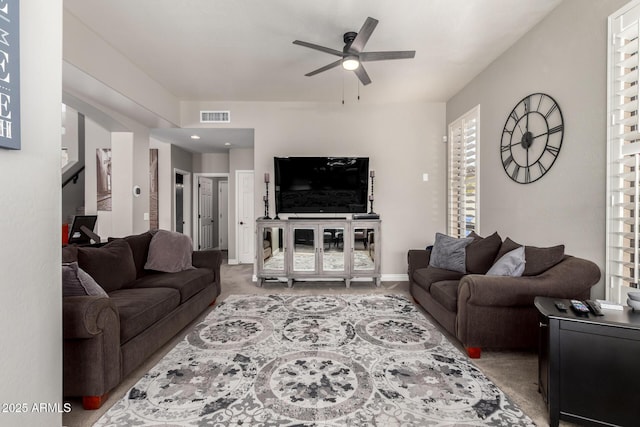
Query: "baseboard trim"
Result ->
[[381, 273, 409, 282], [228, 259, 239, 265], [251, 273, 409, 282]]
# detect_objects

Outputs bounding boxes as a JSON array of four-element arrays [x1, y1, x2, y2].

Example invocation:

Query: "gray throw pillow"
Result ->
[[62, 262, 108, 297], [144, 230, 194, 273], [486, 246, 526, 277], [428, 232, 474, 273]]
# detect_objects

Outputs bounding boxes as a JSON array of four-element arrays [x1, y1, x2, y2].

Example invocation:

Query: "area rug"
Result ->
[[95, 294, 535, 426]]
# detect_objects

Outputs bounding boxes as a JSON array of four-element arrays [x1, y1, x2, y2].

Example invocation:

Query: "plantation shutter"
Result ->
[[608, 1, 640, 303], [448, 106, 479, 238]]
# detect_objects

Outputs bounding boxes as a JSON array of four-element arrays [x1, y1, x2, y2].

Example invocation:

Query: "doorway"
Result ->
[[198, 177, 214, 249], [218, 180, 229, 250], [194, 173, 229, 251], [174, 169, 191, 237]]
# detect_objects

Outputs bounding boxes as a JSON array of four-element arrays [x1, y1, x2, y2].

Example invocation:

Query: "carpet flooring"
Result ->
[[94, 294, 534, 426], [63, 259, 578, 426]]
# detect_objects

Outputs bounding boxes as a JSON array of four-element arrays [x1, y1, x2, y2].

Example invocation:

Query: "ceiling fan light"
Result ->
[[342, 56, 360, 71]]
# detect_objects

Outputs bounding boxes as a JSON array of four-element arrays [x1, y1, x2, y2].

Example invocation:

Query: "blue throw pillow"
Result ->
[[428, 232, 474, 273]]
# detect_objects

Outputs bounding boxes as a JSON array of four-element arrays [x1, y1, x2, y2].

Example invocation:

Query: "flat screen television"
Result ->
[[274, 157, 369, 214]]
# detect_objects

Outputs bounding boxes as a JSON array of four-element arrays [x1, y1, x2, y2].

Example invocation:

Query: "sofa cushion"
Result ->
[[496, 237, 564, 276], [131, 268, 213, 303], [430, 281, 460, 312], [413, 266, 465, 293], [77, 239, 137, 292], [429, 233, 473, 273], [466, 231, 502, 274], [62, 262, 108, 297], [123, 231, 154, 278], [487, 246, 526, 277], [108, 287, 181, 344], [62, 245, 78, 263], [145, 230, 194, 273]]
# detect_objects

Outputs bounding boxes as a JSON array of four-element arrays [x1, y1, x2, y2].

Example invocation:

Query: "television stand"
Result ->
[[288, 216, 347, 220], [256, 217, 381, 288]]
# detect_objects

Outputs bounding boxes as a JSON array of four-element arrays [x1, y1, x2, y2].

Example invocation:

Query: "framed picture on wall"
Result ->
[[150, 148, 159, 229], [96, 148, 112, 211]]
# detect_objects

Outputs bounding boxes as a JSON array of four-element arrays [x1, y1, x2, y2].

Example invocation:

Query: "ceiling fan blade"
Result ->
[[348, 17, 378, 54], [353, 64, 372, 85], [293, 40, 345, 57], [305, 59, 343, 77], [360, 50, 416, 62]]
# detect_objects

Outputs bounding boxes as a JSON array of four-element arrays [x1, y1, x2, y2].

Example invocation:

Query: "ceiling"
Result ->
[[151, 128, 255, 154], [63, 0, 563, 152]]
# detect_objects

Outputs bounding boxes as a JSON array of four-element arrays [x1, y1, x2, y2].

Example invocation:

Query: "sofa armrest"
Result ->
[[407, 249, 431, 281], [458, 256, 600, 307], [63, 296, 119, 339], [63, 295, 121, 398], [192, 249, 223, 283]]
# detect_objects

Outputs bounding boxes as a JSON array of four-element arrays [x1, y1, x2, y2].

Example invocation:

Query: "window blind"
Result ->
[[448, 106, 479, 238], [608, 1, 640, 302]]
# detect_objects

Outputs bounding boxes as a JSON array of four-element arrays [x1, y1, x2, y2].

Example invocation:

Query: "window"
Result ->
[[448, 106, 479, 238], [607, 1, 640, 303]]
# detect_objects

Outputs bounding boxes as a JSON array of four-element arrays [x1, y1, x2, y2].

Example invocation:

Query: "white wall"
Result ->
[[111, 132, 135, 236], [61, 105, 79, 173], [446, 0, 627, 298], [181, 101, 446, 276], [0, 1, 63, 425], [193, 152, 230, 173], [131, 126, 151, 233], [63, 9, 179, 126]]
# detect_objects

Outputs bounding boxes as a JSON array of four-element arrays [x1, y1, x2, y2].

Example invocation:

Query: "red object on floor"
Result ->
[[62, 223, 69, 245], [466, 347, 481, 358], [82, 394, 107, 410]]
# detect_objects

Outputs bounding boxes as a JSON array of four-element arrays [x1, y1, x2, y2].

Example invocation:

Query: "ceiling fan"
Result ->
[[293, 17, 416, 86]]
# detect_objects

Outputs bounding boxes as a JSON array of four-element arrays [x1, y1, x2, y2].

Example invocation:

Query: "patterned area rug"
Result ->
[[95, 295, 535, 426]]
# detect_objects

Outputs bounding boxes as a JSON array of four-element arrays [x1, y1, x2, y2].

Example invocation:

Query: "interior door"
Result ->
[[237, 171, 254, 264], [175, 173, 184, 233], [218, 180, 228, 250], [198, 177, 214, 249]]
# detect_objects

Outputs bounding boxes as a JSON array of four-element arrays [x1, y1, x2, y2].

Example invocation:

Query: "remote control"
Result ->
[[585, 299, 604, 316], [570, 299, 590, 315], [554, 301, 567, 312]]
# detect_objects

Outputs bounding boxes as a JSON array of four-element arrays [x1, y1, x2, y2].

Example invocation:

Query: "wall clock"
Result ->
[[500, 93, 564, 184]]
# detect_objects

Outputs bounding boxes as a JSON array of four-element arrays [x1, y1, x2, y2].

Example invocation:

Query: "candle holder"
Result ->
[[264, 173, 271, 219], [368, 170, 376, 214]]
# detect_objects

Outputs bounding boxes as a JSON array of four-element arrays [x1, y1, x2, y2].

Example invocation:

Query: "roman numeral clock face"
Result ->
[[500, 93, 564, 184]]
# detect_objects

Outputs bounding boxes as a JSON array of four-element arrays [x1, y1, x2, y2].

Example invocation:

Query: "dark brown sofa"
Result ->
[[62, 231, 222, 409], [408, 233, 600, 358]]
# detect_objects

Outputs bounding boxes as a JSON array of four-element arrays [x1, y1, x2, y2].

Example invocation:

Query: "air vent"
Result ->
[[200, 110, 230, 123]]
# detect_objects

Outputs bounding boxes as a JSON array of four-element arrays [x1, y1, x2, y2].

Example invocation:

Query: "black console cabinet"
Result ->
[[535, 297, 640, 427]]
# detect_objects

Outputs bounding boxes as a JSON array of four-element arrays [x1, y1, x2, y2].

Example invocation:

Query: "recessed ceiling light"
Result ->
[[224, 142, 231, 146], [190, 134, 200, 140]]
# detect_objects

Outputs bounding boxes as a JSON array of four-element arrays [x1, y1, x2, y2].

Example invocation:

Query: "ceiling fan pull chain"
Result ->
[[342, 69, 345, 105], [358, 79, 360, 102]]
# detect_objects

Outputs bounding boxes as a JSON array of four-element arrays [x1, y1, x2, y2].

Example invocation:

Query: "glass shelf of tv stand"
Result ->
[[255, 218, 381, 288]]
